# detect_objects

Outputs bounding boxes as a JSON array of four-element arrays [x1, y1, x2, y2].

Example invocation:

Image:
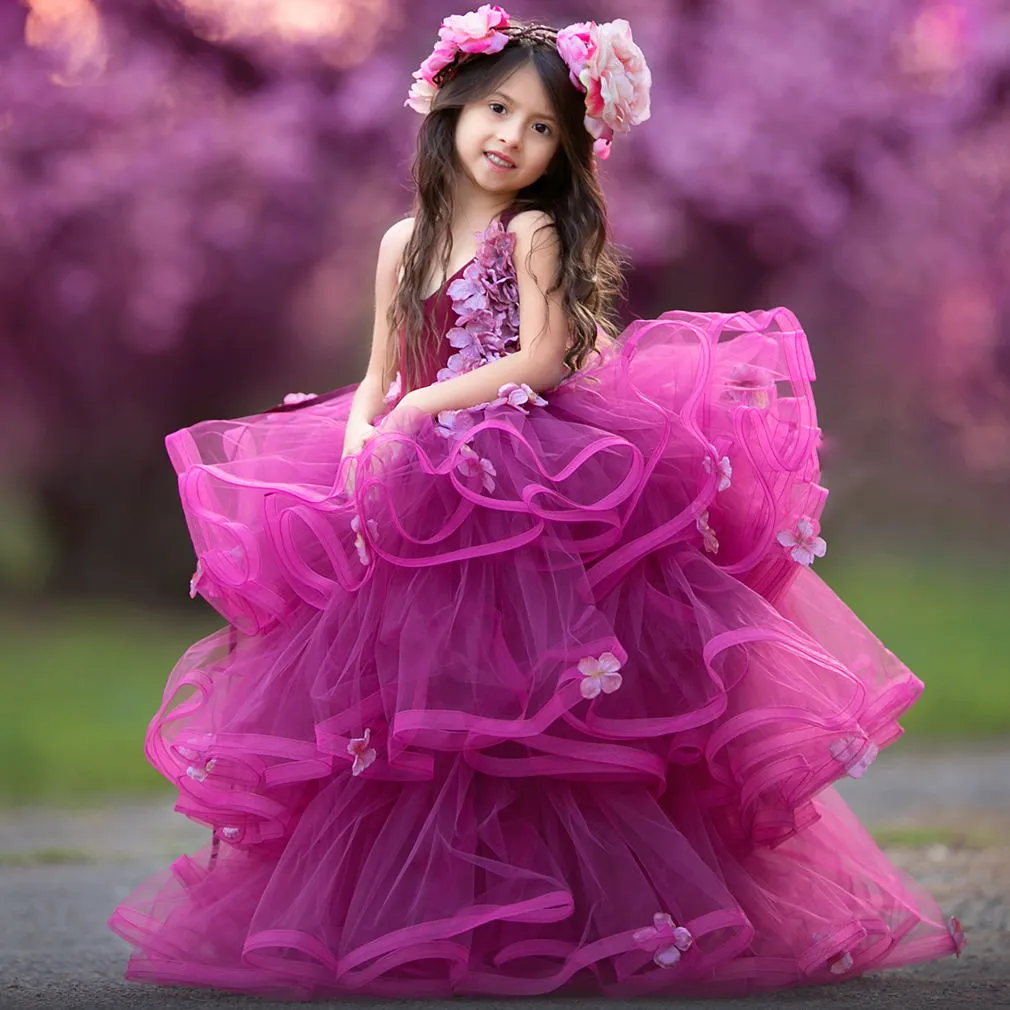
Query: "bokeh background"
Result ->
[[1, 0, 1008, 806]]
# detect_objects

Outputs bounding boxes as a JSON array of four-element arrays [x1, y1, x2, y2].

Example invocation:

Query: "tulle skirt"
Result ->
[[108, 308, 961, 997]]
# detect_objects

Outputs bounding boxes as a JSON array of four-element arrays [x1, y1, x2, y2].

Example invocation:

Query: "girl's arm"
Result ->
[[394, 211, 568, 417], [343, 217, 414, 450]]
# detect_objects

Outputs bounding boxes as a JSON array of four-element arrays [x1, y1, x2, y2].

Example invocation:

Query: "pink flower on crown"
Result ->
[[556, 22, 596, 90], [585, 20, 651, 131], [420, 39, 458, 81], [557, 19, 651, 159], [406, 6, 511, 112], [439, 5, 510, 53]]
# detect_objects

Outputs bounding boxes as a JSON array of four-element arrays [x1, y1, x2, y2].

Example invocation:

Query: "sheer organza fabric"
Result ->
[[109, 307, 958, 997]]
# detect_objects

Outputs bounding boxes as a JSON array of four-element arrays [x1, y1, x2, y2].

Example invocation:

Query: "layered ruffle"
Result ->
[[110, 308, 959, 997]]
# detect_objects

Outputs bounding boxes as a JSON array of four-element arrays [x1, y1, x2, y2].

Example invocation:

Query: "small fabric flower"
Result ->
[[185, 764, 207, 782], [437, 342, 484, 382], [282, 391, 316, 405], [447, 325, 483, 353], [703, 453, 733, 492], [776, 516, 827, 565], [456, 443, 496, 492], [494, 382, 548, 412], [632, 912, 693, 968], [447, 266, 490, 316], [188, 558, 204, 599], [383, 372, 402, 405], [828, 950, 854, 974], [829, 736, 879, 778], [350, 515, 379, 566], [347, 728, 377, 776], [435, 408, 477, 439], [578, 651, 623, 699], [220, 826, 240, 840], [948, 916, 966, 957], [726, 364, 772, 408], [696, 510, 719, 554]]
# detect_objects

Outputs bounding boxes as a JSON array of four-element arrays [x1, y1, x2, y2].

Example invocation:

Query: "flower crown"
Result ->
[[405, 5, 651, 160]]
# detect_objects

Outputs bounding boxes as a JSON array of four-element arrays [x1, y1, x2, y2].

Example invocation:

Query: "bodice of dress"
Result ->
[[394, 206, 522, 396]]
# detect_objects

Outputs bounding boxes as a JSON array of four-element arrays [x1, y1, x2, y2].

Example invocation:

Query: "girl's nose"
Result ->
[[497, 120, 522, 148]]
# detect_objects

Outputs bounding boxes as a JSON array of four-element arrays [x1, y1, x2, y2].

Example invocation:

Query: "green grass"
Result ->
[[0, 552, 1007, 804], [0, 602, 217, 805], [820, 552, 1010, 738], [0, 847, 96, 867], [869, 826, 997, 850]]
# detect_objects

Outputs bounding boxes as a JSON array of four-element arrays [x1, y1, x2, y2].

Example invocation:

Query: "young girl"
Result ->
[[109, 8, 964, 998]]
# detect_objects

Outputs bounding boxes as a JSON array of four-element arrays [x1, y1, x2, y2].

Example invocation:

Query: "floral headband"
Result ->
[[404, 5, 651, 160]]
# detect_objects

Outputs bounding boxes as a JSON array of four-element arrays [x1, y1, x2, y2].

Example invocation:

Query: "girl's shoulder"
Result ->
[[378, 216, 416, 284], [505, 209, 559, 260], [380, 215, 416, 254], [505, 208, 556, 236]]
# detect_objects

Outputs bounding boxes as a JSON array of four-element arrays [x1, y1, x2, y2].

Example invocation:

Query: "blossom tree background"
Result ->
[[1, 0, 1008, 600]]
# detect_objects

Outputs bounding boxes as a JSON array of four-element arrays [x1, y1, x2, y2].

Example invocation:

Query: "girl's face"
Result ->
[[453, 61, 562, 199]]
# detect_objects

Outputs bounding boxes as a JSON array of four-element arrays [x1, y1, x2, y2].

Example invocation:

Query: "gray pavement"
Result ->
[[1, 742, 1008, 1010]]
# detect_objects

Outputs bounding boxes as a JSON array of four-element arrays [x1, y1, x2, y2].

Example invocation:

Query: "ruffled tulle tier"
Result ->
[[110, 308, 959, 996]]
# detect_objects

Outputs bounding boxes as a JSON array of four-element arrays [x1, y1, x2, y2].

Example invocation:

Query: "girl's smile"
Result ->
[[484, 150, 516, 170]]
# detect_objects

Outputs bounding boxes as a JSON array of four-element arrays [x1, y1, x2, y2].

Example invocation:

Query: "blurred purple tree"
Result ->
[[0, 0, 1007, 598]]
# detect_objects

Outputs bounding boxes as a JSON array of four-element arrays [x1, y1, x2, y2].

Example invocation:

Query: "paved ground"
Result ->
[[1, 743, 1008, 1010]]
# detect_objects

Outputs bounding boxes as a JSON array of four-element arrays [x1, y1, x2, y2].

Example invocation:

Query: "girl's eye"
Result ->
[[489, 102, 506, 114], [533, 123, 552, 136]]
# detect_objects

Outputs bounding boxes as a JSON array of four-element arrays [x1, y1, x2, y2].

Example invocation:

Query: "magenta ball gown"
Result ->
[[108, 211, 962, 998]]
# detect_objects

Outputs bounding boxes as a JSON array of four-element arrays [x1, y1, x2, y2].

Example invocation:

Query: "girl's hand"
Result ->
[[377, 392, 429, 437], [341, 419, 376, 460]]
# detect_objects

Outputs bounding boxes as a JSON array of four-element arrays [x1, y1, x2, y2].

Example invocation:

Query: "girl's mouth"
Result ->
[[484, 151, 515, 170]]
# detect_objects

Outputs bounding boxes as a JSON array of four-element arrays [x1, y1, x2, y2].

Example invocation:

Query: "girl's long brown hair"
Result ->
[[387, 21, 624, 389]]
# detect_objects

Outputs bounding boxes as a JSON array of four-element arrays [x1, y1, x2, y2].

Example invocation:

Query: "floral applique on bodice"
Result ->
[[390, 210, 523, 399], [431, 213, 521, 383]]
